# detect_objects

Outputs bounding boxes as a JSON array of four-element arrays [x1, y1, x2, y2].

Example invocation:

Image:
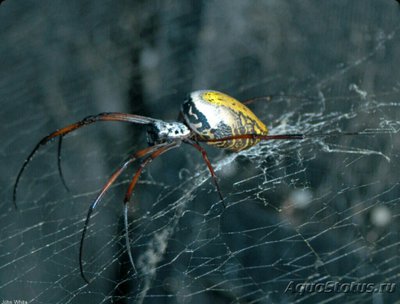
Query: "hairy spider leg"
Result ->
[[13, 112, 162, 209], [79, 144, 166, 284], [123, 142, 179, 276], [185, 139, 225, 207]]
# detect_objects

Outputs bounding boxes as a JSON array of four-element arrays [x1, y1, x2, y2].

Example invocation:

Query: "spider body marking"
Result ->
[[181, 90, 268, 151], [13, 90, 310, 284]]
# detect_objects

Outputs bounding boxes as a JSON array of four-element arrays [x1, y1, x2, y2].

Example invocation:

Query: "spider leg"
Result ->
[[123, 142, 179, 275], [242, 94, 316, 106], [242, 96, 273, 105], [198, 134, 305, 143], [184, 139, 225, 207], [13, 112, 161, 209], [199, 131, 365, 143], [79, 144, 165, 284], [57, 136, 70, 192]]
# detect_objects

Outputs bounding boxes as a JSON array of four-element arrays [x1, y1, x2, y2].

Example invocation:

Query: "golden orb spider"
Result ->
[[13, 90, 360, 283]]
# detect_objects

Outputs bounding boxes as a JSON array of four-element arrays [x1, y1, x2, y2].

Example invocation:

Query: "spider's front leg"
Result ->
[[13, 112, 162, 209]]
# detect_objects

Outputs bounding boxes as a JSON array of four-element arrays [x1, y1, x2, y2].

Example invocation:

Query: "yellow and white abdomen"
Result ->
[[181, 90, 268, 151]]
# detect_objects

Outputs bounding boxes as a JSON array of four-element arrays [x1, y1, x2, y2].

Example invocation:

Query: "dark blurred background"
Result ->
[[1, 1, 400, 303]]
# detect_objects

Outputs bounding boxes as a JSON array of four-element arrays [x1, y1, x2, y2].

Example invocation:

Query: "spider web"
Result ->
[[1, 1, 400, 303]]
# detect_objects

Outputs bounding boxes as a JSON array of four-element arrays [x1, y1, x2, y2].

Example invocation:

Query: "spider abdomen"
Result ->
[[181, 90, 268, 151]]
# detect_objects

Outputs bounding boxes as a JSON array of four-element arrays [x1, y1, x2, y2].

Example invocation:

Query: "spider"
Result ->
[[13, 90, 359, 283]]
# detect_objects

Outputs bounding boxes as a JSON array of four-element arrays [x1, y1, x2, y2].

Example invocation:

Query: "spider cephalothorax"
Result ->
[[13, 90, 314, 283], [146, 121, 190, 146]]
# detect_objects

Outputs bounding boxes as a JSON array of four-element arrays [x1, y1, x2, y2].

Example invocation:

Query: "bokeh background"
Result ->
[[1, 1, 400, 303]]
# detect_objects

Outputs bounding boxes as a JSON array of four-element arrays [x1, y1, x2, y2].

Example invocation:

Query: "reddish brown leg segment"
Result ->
[[13, 112, 161, 209], [199, 131, 364, 144], [57, 136, 70, 192], [79, 144, 166, 284], [185, 140, 225, 207], [199, 134, 305, 143], [123, 142, 178, 275]]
